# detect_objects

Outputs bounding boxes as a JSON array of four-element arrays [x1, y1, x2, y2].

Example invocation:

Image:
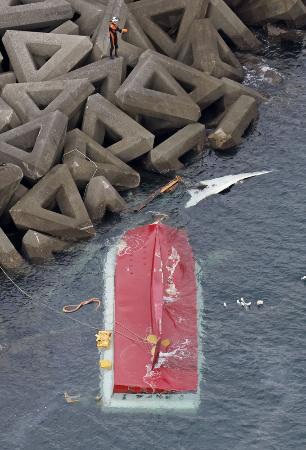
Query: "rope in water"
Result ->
[[0, 265, 148, 346]]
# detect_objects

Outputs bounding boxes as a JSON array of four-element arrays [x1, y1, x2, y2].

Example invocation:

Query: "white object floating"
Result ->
[[237, 297, 251, 309], [256, 300, 264, 307], [223, 302, 227, 308], [301, 276, 306, 281], [185, 170, 271, 208]]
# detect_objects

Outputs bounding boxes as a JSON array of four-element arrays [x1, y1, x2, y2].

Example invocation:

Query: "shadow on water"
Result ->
[[1, 40, 306, 450]]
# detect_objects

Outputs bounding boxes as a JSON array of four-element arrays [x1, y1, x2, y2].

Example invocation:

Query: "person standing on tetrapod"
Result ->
[[109, 16, 128, 59]]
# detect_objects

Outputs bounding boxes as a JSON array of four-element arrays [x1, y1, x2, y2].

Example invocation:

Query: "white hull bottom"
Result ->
[[98, 237, 203, 412]]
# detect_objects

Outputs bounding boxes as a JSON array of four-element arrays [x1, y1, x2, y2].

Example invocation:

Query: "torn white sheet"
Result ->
[[185, 170, 271, 208]]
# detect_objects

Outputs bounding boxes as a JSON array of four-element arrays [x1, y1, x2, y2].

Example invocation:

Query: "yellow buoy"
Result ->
[[99, 359, 112, 369]]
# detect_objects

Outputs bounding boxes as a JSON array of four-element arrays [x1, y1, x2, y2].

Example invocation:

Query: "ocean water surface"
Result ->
[[1, 41, 306, 449]]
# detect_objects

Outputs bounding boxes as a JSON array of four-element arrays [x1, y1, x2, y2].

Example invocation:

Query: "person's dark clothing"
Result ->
[[109, 22, 122, 57]]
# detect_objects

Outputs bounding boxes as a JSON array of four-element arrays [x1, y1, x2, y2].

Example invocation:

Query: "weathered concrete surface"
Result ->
[[0, 0, 73, 33], [0, 184, 28, 228], [90, 0, 128, 61], [208, 95, 258, 149], [51, 20, 79, 35], [56, 58, 125, 104], [0, 111, 68, 183], [90, 0, 153, 65], [178, 19, 244, 81], [22, 230, 71, 262], [221, 77, 267, 106], [0, 227, 24, 270], [10, 164, 95, 241], [237, 0, 306, 27], [65, 0, 107, 36], [207, 0, 261, 50], [2, 79, 94, 128], [129, 0, 203, 58], [63, 129, 140, 190], [0, 97, 21, 132], [0, 72, 16, 93], [84, 176, 127, 222], [139, 50, 224, 111], [82, 94, 155, 163], [145, 123, 206, 173], [0, 163, 23, 217], [115, 56, 201, 126], [3, 30, 93, 82]]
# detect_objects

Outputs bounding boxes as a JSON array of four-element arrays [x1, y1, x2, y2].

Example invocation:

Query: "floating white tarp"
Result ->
[[185, 170, 271, 208]]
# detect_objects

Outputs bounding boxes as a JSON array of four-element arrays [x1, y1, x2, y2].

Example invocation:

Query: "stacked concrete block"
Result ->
[[10, 164, 95, 241], [2, 79, 95, 128], [84, 176, 127, 222], [0, 184, 28, 228], [51, 20, 80, 35], [0, 97, 21, 132], [65, 0, 107, 36], [3, 31, 93, 82], [0, 111, 68, 183], [0, 0, 73, 33], [236, 0, 306, 28], [0, 227, 24, 270], [178, 19, 244, 81], [56, 58, 125, 104], [0, 0, 282, 267], [82, 94, 154, 162], [207, 0, 261, 50], [22, 230, 71, 262], [0, 163, 23, 217], [115, 56, 201, 126], [129, 0, 203, 58], [145, 123, 206, 173], [208, 95, 258, 150], [62, 128, 140, 190]]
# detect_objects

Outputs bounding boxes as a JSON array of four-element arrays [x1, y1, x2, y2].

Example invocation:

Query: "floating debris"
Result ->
[[64, 392, 80, 404]]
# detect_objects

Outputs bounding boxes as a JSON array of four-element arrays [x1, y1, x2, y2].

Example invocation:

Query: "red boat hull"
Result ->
[[114, 223, 198, 394]]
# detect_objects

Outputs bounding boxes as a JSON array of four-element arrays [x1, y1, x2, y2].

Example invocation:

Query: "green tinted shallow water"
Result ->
[[1, 43, 306, 450]]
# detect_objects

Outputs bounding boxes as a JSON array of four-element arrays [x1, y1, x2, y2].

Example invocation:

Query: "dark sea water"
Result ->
[[1, 41, 306, 450]]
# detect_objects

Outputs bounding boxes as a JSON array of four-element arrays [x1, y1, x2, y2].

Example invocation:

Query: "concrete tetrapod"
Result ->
[[145, 123, 206, 174], [84, 176, 127, 222], [129, 0, 203, 58], [0, 97, 21, 133], [237, 0, 306, 28], [207, 0, 261, 50], [0, 0, 73, 33], [56, 58, 125, 104], [0, 163, 23, 217], [65, 0, 106, 36], [82, 94, 154, 163], [0, 73, 16, 93], [177, 19, 244, 81], [10, 164, 95, 241], [63, 129, 140, 190], [0, 184, 28, 228], [115, 56, 201, 126], [138, 50, 224, 111], [91, 3, 153, 66], [2, 79, 95, 128], [208, 95, 258, 150], [22, 230, 71, 263], [0, 227, 24, 270], [51, 20, 79, 35], [3, 30, 93, 82], [0, 111, 68, 183]]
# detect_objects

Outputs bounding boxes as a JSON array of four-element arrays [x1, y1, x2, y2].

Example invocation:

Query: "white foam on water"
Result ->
[[185, 170, 271, 208]]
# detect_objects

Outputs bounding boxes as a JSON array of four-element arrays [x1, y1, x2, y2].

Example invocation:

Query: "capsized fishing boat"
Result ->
[[98, 222, 202, 410]]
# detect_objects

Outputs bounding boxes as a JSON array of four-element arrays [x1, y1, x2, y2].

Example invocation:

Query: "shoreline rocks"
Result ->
[[0, 0, 303, 265]]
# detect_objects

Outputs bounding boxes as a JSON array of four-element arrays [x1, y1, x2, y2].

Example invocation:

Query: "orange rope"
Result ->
[[63, 297, 101, 314]]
